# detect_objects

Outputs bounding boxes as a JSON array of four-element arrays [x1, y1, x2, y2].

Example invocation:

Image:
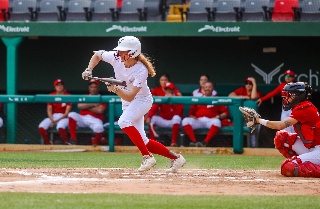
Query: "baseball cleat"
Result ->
[[166, 154, 186, 173], [138, 155, 156, 172]]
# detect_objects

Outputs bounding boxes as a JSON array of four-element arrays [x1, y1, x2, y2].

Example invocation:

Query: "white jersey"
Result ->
[[192, 88, 218, 97], [102, 51, 153, 106]]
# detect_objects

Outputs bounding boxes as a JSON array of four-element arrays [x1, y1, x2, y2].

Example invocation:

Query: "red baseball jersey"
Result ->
[[233, 87, 263, 99], [147, 103, 184, 120], [151, 86, 181, 96], [291, 100, 320, 148], [189, 104, 229, 118], [260, 82, 286, 102], [48, 92, 72, 114], [79, 95, 107, 121]]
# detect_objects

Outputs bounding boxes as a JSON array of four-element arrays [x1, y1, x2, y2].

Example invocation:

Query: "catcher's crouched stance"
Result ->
[[240, 82, 320, 178]]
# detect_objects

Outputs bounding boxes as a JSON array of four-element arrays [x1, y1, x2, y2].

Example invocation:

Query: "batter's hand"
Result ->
[[105, 82, 119, 93], [82, 68, 92, 80]]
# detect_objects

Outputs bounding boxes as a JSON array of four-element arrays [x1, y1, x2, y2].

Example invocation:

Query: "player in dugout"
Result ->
[[68, 79, 107, 146], [145, 82, 184, 147], [38, 79, 72, 145]]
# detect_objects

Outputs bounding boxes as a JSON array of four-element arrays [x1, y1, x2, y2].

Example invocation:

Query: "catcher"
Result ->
[[239, 82, 320, 178]]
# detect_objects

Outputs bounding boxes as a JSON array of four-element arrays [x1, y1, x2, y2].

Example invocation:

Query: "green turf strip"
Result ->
[[0, 193, 318, 209]]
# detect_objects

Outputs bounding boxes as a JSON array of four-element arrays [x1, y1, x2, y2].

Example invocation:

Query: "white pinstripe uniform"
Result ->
[[101, 51, 153, 144]]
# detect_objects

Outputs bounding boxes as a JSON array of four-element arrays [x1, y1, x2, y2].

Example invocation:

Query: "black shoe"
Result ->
[[66, 139, 76, 145], [196, 141, 207, 147], [189, 142, 197, 147]]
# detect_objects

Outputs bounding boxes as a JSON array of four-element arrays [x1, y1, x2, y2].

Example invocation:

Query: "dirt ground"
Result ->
[[0, 168, 319, 195]]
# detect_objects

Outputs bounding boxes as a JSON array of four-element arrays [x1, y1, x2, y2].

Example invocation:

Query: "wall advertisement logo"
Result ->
[[198, 25, 240, 33], [0, 25, 30, 32], [251, 63, 319, 89], [106, 25, 147, 33]]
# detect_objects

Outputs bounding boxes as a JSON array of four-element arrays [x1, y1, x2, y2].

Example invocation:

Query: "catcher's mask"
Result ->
[[114, 36, 141, 59], [282, 82, 312, 111]]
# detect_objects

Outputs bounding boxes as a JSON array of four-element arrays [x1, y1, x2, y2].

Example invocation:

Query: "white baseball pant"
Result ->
[[38, 113, 68, 130], [292, 138, 320, 165], [182, 116, 221, 129], [150, 115, 182, 128], [118, 97, 152, 144], [68, 112, 104, 133]]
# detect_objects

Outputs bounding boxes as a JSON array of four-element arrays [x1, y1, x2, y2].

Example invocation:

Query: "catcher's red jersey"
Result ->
[[291, 100, 320, 148], [48, 92, 72, 114]]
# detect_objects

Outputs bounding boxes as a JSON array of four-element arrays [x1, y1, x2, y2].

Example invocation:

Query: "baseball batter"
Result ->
[[256, 82, 320, 177], [146, 82, 184, 147], [183, 81, 229, 147], [38, 79, 72, 145], [82, 36, 186, 172], [256, 69, 295, 133], [68, 79, 107, 146]]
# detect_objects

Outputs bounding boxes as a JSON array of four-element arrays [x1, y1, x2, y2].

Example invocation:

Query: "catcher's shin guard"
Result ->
[[281, 157, 320, 177], [274, 130, 298, 158]]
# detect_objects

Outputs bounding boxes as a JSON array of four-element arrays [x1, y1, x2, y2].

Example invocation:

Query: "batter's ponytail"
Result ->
[[136, 53, 156, 77]]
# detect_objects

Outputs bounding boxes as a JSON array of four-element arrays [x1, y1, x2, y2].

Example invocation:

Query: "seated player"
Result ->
[[38, 79, 72, 145], [68, 79, 107, 146], [182, 81, 229, 147], [145, 82, 184, 147]]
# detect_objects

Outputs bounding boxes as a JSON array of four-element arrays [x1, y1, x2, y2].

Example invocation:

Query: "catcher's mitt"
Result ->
[[239, 106, 261, 133]]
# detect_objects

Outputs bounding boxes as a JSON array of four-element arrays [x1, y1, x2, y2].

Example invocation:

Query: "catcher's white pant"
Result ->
[[68, 112, 104, 133], [281, 108, 294, 133], [38, 113, 68, 130], [292, 138, 320, 165], [118, 96, 152, 144], [182, 116, 221, 129]]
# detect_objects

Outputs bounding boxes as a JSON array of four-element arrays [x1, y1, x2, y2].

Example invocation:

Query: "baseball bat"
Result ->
[[91, 77, 126, 86]]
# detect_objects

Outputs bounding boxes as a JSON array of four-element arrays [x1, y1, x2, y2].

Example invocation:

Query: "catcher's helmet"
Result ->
[[113, 36, 141, 58], [282, 82, 312, 111]]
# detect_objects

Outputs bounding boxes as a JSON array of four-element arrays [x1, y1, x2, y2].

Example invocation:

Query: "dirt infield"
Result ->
[[1, 168, 319, 195]]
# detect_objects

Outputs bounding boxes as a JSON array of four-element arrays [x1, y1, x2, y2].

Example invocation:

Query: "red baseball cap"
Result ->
[[88, 79, 99, 85], [53, 79, 64, 86], [284, 70, 295, 77], [245, 77, 253, 83], [164, 82, 175, 90]]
